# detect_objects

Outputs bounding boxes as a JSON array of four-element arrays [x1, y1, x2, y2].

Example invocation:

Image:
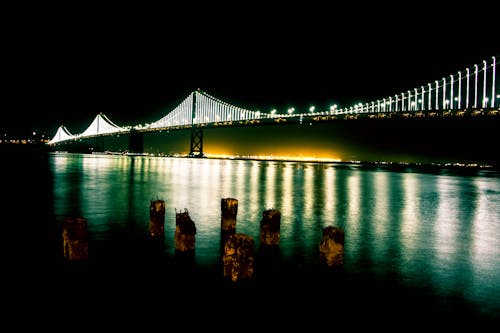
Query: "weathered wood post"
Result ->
[[221, 198, 238, 244], [174, 209, 196, 253], [62, 217, 89, 261], [319, 225, 345, 267], [223, 233, 254, 282], [149, 199, 165, 238], [260, 209, 281, 246]]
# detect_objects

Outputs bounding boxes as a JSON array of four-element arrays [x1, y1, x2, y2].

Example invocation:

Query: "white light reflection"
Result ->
[[372, 171, 389, 261], [322, 165, 336, 226], [222, 159, 234, 198], [265, 162, 276, 209], [301, 164, 315, 246], [234, 160, 247, 205], [400, 172, 420, 264], [79, 155, 117, 236], [52, 154, 71, 173], [199, 158, 215, 217], [248, 161, 261, 219], [347, 171, 361, 239], [431, 176, 460, 294], [81, 154, 114, 172], [281, 162, 294, 226], [303, 164, 314, 221], [471, 178, 500, 297]]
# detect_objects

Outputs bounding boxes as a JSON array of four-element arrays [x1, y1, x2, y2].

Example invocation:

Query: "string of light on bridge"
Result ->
[[48, 55, 498, 145]]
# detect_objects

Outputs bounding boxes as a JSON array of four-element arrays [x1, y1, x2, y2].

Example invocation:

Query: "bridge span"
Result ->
[[48, 56, 499, 159]]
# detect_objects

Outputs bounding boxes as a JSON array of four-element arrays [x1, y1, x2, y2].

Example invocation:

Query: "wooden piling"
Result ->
[[260, 209, 281, 246], [319, 225, 345, 267], [223, 233, 254, 282], [149, 199, 165, 238], [62, 217, 89, 261], [221, 198, 238, 243], [174, 209, 196, 253]]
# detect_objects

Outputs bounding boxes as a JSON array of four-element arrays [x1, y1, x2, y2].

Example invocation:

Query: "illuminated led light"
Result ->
[[492, 57, 496, 108], [457, 71, 462, 109], [466, 68, 470, 109], [443, 77, 447, 109], [474, 64, 479, 108], [483, 60, 487, 108]]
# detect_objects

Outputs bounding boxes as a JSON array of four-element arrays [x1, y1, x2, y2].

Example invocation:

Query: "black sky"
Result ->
[[4, 3, 498, 136]]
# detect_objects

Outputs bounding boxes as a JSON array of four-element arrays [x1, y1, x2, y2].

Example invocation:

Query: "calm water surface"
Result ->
[[45, 153, 500, 320]]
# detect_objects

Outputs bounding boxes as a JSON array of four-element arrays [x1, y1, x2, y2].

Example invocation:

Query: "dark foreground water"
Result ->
[[3, 146, 500, 327]]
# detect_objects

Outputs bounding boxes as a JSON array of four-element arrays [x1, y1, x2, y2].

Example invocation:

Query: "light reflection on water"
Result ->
[[50, 154, 500, 316]]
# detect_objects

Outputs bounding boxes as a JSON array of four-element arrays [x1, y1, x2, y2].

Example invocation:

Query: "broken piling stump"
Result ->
[[260, 209, 281, 246], [221, 198, 238, 244], [149, 199, 165, 238], [62, 217, 89, 261], [319, 225, 345, 267], [223, 233, 254, 282], [174, 209, 196, 253]]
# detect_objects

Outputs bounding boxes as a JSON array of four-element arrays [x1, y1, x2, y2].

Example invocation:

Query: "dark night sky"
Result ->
[[3, 3, 498, 137]]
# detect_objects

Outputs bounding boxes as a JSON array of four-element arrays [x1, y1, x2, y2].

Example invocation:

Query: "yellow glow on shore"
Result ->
[[204, 153, 342, 163]]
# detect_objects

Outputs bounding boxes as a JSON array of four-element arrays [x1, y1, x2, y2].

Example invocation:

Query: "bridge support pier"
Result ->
[[94, 136, 105, 152], [128, 129, 144, 154], [189, 128, 204, 158]]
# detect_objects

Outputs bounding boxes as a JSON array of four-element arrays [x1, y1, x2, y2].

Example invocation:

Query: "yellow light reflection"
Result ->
[[234, 160, 246, 204], [248, 160, 260, 218], [322, 165, 336, 226], [265, 162, 276, 209], [303, 164, 314, 221], [281, 162, 294, 226], [301, 164, 315, 245], [223, 159, 233, 198]]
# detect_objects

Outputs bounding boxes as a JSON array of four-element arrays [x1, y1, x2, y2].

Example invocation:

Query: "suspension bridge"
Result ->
[[48, 56, 499, 157]]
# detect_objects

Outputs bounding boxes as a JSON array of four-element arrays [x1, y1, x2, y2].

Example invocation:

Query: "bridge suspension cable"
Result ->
[[340, 55, 498, 114]]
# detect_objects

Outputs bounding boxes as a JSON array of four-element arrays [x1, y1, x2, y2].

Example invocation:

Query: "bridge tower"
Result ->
[[189, 90, 204, 158]]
